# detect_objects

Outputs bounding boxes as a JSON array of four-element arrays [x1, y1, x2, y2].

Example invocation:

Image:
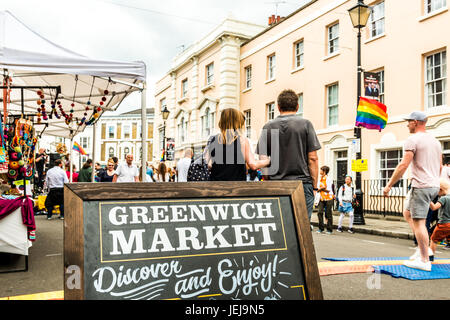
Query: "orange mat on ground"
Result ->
[[318, 259, 450, 276]]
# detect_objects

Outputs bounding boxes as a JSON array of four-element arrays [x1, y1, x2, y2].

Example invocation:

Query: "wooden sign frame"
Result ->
[[64, 181, 323, 300]]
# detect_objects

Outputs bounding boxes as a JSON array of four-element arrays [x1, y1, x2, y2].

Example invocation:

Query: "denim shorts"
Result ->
[[406, 187, 439, 219], [339, 202, 354, 214]]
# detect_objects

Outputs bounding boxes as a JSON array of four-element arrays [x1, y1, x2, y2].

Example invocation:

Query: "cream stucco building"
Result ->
[[154, 18, 265, 161], [155, 0, 450, 191], [239, 0, 450, 188]]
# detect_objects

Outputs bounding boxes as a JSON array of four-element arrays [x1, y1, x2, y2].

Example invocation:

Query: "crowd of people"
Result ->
[[34, 89, 450, 272]]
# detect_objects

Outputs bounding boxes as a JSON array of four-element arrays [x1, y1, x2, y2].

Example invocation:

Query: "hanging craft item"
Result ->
[[84, 78, 112, 126], [5, 117, 37, 187]]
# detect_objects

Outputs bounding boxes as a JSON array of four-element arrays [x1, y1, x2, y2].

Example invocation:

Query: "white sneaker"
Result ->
[[409, 248, 434, 261], [403, 258, 431, 272]]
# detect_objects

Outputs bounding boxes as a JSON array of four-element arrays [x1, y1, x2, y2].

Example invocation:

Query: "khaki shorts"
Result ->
[[405, 187, 439, 219]]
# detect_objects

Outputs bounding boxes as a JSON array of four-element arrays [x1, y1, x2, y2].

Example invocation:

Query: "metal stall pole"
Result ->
[[141, 82, 147, 180], [91, 121, 97, 183], [69, 135, 74, 183]]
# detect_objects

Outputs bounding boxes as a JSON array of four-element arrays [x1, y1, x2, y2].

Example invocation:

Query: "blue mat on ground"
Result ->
[[322, 257, 446, 262], [373, 264, 450, 280]]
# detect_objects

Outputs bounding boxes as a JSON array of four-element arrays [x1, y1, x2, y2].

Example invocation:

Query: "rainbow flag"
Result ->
[[160, 149, 165, 161], [355, 97, 388, 132], [73, 141, 87, 155]]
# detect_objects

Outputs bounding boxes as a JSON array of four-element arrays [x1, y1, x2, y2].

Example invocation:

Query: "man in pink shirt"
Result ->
[[384, 111, 442, 271]]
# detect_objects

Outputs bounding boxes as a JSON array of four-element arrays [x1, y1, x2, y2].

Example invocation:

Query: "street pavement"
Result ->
[[0, 214, 449, 300]]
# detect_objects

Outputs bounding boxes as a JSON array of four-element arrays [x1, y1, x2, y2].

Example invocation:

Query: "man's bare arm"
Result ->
[[308, 151, 319, 188], [383, 151, 413, 196]]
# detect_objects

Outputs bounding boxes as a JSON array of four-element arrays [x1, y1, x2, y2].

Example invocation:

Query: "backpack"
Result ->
[[340, 185, 360, 208], [187, 156, 210, 182]]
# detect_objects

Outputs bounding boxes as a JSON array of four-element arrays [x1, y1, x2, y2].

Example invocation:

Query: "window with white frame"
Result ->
[[379, 149, 403, 187], [425, 50, 447, 108], [160, 98, 166, 111], [327, 84, 339, 126], [425, 0, 447, 14], [294, 40, 304, 69], [378, 70, 385, 104], [267, 54, 276, 80], [244, 110, 251, 139], [442, 140, 450, 164], [80, 137, 90, 150], [369, 1, 385, 38], [123, 124, 131, 140], [328, 23, 339, 55], [182, 79, 188, 98], [108, 125, 115, 139], [297, 93, 304, 118], [206, 63, 214, 86], [267, 103, 275, 121], [245, 65, 252, 89], [108, 147, 115, 159], [202, 107, 213, 139], [159, 128, 164, 154], [177, 117, 186, 143]]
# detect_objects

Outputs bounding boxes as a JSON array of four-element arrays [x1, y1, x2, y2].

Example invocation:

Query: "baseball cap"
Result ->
[[404, 111, 428, 122]]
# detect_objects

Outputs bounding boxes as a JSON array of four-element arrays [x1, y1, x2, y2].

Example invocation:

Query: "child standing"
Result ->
[[337, 176, 356, 234], [428, 178, 450, 256]]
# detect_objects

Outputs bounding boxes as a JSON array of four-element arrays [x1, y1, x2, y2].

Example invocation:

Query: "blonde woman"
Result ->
[[205, 108, 270, 181], [99, 158, 116, 182]]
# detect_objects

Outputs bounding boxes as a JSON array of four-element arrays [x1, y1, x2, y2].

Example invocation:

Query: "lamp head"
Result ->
[[348, 0, 371, 29]]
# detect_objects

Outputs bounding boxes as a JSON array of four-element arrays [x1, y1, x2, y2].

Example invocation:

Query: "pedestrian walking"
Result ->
[[35, 147, 48, 192], [139, 167, 153, 182], [113, 154, 139, 183], [383, 111, 442, 271], [44, 159, 68, 220], [428, 178, 450, 256], [98, 158, 116, 182], [337, 175, 356, 234], [317, 166, 334, 234], [65, 164, 78, 182], [206, 108, 270, 181], [78, 159, 93, 182], [154, 162, 170, 182], [176, 148, 193, 182], [256, 89, 321, 226]]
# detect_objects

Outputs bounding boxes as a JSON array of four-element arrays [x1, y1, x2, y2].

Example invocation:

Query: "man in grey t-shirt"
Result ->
[[256, 89, 321, 222], [384, 111, 442, 272]]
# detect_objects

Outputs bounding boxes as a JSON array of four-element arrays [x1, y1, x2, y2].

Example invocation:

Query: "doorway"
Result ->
[[335, 150, 348, 192]]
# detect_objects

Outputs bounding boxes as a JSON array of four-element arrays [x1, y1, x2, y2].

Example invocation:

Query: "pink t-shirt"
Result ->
[[404, 132, 441, 188]]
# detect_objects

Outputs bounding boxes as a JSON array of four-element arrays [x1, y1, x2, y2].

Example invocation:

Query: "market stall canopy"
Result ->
[[0, 10, 146, 139]]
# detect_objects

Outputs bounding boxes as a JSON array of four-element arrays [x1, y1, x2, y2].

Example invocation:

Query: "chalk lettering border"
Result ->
[[98, 197, 288, 264], [162, 285, 306, 300]]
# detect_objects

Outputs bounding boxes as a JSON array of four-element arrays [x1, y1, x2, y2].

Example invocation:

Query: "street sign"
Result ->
[[352, 159, 368, 172], [64, 181, 323, 300], [351, 139, 361, 154]]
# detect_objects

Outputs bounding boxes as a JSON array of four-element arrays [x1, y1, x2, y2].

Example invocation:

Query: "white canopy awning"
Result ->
[[0, 10, 146, 139]]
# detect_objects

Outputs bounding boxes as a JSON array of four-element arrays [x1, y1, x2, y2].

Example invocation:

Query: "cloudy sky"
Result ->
[[0, 0, 309, 113]]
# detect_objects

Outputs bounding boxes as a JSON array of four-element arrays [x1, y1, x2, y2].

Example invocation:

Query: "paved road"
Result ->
[[0, 216, 449, 299], [313, 230, 450, 300]]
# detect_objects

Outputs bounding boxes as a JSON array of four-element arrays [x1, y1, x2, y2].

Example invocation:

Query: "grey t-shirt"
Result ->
[[256, 115, 321, 184], [437, 194, 450, 224]]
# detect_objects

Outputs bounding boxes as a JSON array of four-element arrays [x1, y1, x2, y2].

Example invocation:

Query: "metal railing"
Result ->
[[332, 179, 408, 217], [362, 179, 408, 217]]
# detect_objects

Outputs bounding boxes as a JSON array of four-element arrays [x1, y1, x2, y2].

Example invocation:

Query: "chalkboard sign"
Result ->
[[64, 181, 323, 300]]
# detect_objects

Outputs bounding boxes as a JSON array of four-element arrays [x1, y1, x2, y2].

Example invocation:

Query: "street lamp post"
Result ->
[[161, 106, 170, 162], [348, 0, 371, 225]]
